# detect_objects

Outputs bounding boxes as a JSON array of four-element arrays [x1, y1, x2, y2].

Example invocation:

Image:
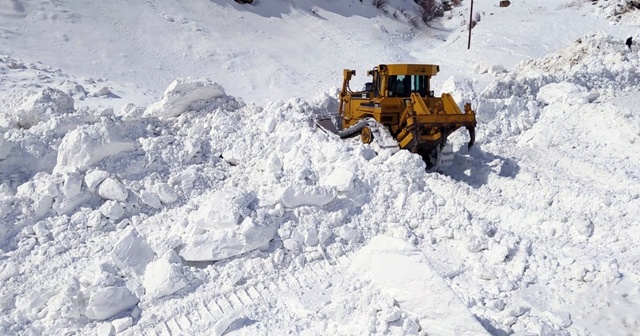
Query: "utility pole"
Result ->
[[467, 0, 474, 49]]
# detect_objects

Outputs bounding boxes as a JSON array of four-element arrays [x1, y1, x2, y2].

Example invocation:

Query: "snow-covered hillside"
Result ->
[[1, 0, 639, 335]]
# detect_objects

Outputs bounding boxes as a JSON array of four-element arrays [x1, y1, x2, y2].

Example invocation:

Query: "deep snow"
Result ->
[[1, 0, 640, 335]]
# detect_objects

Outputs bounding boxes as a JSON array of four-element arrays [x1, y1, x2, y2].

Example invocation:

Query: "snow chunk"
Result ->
[[490, 64, 506, 74], [143, 251, 189, 299], [543, 310, 572, 328], [573, 216, 594, 237], [189, 189, 254, 231], [154, 183, 178, 204], [32, 222, 49, 237], [90, 86, 119, 98], [84, 286, 139, 320], [140, 190, 162, 209], [111, 228, 155, 277], [85, 170, 109, 192], [283, 238, 302, 253], [54, 124, 135, 173], [144, 78, 226, 118], [98, 178, 128, 202], [320, 167, 355, 192], [350, 235, 489, 336], [96, 323, 114, 336], [179, 217, 277, 262], [112, 317, 133, 332], [117, 103, 145, 120], [53, 192, 92, 215], [281, 184, 336, 208], [303, 228, 319, 246], [0, 262, 19, 282], [62, 173, 83, 199], [45, 279, 82, 320], [99, 200, 125, 220]]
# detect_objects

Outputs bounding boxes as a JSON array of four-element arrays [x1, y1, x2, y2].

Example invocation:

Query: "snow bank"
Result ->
[[475, 30, 640, 143], [484, 30, 640, 100]]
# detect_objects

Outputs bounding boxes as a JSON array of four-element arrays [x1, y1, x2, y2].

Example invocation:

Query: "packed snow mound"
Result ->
[[144, 78, 227, 118], [484, 30, 640, 99], [536, 82, 600, 106], [0, 87, 74, 128], [54, 123, 136, 174]]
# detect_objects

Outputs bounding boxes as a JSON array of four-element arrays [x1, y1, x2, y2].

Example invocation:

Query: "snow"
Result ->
[[0, 0, 639, 335], [97, 178, 129, 202], [111, 228, 155, 278], [351, 235, 489, 335], [142, 251, 189, 299], [144, 78, 227, 118], [280, 184, 337, 208], [84, 286, 139, 321]]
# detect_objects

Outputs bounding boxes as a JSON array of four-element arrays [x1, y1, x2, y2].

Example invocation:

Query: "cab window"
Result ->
[[387, 75, 429, 97]]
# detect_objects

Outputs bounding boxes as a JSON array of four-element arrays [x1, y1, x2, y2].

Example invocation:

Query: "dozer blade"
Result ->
[[316, 118, 341, 135]]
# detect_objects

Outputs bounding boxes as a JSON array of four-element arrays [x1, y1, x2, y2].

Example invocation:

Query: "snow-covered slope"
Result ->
[[1, 0, 640, 335], [0, 0, 424, 104]]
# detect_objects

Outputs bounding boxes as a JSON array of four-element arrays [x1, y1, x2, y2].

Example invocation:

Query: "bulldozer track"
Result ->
[[123, 255, 351, 335]]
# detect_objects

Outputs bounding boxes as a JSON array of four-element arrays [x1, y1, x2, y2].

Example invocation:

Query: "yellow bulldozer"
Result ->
[[318, 64, 477, 170]]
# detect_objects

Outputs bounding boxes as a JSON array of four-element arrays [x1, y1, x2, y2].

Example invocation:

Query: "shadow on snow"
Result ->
[[446, 143, 520, 188]]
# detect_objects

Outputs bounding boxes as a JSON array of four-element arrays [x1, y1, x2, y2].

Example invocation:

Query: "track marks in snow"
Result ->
[[125, 256, 350, 335]]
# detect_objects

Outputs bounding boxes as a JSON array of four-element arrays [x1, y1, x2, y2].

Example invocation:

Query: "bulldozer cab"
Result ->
[[365, 64, 438, 98], [386, 75, 431, 97]]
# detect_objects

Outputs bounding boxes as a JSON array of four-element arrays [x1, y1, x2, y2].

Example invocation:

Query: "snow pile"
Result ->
[[179, 189, 278, 262], [0, 63, 637, 335], [469, 30, 640, 143], [484, 30, 640, 100], [143, 251, 189, 299], [1, 75, 459, 334]]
